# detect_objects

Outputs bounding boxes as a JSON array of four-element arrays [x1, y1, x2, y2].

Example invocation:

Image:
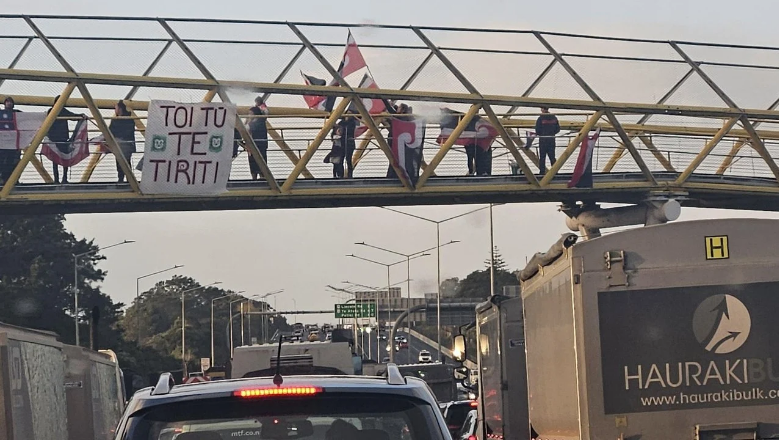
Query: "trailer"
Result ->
[[0, 322, 125, 440], [519, 218, 779, 439]]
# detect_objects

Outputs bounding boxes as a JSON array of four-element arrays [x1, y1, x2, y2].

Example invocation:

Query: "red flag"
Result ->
[[339, 31, 367, 78], [353, 75, 387, 137], [42, 118, 90, 167], [301, 71, 328, 110], [436, 109, 498, 152], [389, 118, 426, 185], [568, 128, 600, 188]]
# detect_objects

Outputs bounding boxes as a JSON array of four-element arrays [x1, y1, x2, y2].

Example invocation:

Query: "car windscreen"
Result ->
[[124, 393, 446, 440]]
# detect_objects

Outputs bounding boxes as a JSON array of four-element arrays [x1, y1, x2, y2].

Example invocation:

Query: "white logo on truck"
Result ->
[[692, 294, 751, 354]]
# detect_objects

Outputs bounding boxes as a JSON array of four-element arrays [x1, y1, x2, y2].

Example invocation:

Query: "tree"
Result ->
[[440, 277, 459, 298], [456, 248, 517, 300], [0, 215, 122, 347], [121, 276, 292, 372], [483, 246, 508, 272]]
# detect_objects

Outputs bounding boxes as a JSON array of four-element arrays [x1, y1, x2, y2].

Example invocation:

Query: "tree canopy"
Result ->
[[120, 275, 292, 373], [454, 247, 518, 299], [0, 214, 121, 347]]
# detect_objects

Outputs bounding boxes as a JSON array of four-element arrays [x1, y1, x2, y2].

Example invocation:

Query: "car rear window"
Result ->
[[444, 404, 472, 429], [123, 393, 446, 440]]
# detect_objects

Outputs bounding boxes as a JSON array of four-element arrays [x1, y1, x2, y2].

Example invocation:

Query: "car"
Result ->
[[398, 341, 408, 349], [113, 365, 451, 440], [382, 356, 390, 363], [441, 400, 478, 437], [380, 333, 388, 341], [325, 332, 332, 341], [456, 409, 478, 440], [418, 350, 432, 363], [308, 331, 320, 342]]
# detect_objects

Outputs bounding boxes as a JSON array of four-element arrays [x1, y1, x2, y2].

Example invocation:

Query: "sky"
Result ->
[[6, 0, 779, 324]]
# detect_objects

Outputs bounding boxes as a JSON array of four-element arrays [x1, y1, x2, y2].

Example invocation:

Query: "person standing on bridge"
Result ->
[[109, 100, 136, 183], [0, 97, 22, 186], [324, 125, 345, 178], [247, 96, 269, 180], [47, 95, 86, 184], [535, 106, 560, 174], [337, 115, 357, 178]]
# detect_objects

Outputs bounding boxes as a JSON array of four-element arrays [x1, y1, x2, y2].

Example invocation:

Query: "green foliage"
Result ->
[[120, 276, 293, 373], [454, 247, 518, 300], [0, 214, 121, 347]]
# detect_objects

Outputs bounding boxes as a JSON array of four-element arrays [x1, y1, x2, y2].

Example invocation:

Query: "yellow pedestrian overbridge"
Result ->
[[0, 15, 778, 214]]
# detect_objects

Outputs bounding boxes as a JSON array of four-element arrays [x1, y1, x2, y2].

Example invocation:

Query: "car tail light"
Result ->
[[233, 386, 322, 398], [468, 436, 477, 440], [470, 400, 478, 407]]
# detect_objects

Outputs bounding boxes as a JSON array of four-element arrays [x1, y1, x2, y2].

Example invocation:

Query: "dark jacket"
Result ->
[[534, 114, 560, 141], [109, 112, 135, 142], [47, 107, 79, 143], [248, 106, 268, 147], [338, 117, 357, 151]]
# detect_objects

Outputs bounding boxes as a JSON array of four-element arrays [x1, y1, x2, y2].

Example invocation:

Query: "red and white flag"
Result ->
[[338, 31, 367, 79], [301, 71, 329, 110], [568, 128, 600, 188], [436, 109, 498, 152], [301, 31, 367, 110], [353, 74, 387, 137], [389, 118, 426, 185], [0, 110, 46, 150], [41, 118, 90, 167]]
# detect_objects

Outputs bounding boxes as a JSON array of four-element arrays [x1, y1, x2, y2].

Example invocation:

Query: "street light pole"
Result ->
[[211, 292, 241, 365], [136, 264, 183, 346], [181, 281, 221, 375], [380, 205, 493, 360], [229, 296, 246, 357], [354, 241, 457, 356], [73, 239, 134, 347]]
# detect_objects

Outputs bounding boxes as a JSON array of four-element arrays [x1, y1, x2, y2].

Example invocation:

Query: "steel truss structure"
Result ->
[[0, 15, 779, 213]]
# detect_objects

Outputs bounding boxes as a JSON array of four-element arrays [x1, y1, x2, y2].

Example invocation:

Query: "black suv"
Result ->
[[114, 364, 451, 440]]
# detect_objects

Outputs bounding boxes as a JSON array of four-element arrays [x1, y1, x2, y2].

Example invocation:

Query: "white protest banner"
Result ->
[[0, 110, 47, 150], [140, 100, 237, 195]]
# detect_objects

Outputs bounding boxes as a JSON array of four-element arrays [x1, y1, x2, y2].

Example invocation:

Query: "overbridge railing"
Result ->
[[0, 15, 778, 209]]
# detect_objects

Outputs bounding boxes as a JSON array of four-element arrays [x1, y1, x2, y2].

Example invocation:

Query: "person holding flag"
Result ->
[[45, 94, 87, 184], [568, 128, 601, 188]]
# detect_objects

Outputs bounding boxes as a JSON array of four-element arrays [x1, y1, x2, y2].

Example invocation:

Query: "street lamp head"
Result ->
[[124, 240, 136, 244], [354, 242, 366, 246]]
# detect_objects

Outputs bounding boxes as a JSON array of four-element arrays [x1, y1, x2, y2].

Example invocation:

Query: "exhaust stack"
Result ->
[[564, 199, 681, 240]]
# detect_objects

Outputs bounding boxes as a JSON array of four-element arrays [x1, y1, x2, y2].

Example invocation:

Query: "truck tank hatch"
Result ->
[[604, 250, 629, 287]]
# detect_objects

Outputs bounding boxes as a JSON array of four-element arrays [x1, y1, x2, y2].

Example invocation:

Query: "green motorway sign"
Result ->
[[334, 302, 376, 318]]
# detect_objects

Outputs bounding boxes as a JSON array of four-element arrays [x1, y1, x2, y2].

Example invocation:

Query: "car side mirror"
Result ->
[[453, 334, 466, 363]]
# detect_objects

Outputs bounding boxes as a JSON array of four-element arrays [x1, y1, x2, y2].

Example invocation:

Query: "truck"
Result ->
[[230, 340, 361, 378], [0, 322, 126, 440], [456, 214, 779, 439]]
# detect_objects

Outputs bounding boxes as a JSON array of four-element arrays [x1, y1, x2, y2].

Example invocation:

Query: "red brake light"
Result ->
[[234, 386, 322, 398], [468, 436, 477, 440], [470, 400, 478, 407]]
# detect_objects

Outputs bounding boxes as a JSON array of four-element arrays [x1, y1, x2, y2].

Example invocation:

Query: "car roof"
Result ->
[[128, 372, 437, 415]]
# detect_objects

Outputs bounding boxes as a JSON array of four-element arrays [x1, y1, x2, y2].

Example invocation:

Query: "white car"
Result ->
[[418, 350, 432, 363]]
